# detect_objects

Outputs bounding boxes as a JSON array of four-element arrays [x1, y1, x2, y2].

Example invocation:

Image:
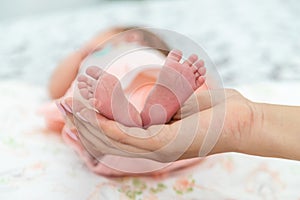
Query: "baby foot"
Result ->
[[141, 49, 206, 127], [77, 66, 142, 127]]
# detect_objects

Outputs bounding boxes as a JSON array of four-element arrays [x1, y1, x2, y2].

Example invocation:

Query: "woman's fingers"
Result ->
[[60, 98, 153, 157], [78, 108, 174, 150], [81, 108, 152, 146], [58, 94, 216, 162], [73, 115, 153, 158], [93, 106, 220, 161], [62, 96, 88, 114], [59, 101, 76, 131], [60, 97, 89, 128], [173, 89, 226, 120]]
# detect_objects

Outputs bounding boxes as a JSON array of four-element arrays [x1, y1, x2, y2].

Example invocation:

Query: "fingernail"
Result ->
[[76, 112, 89, 123], [56, 101, 66, 116], [92, 159, 99, 165], [90, 157, 99, 165], [85, 151, 99, 166], [65, 128, 78, 141], [83, 151, 97, 165], [61, 101, 72, 113]]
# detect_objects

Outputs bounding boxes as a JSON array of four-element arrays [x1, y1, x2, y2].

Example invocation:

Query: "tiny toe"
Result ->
[[194, 59, 204, 69], [85, 78, 95, 86], [167, 49, 183, 62], [78, 82, 87, 89], [77, 74, 88, 82], [86, 66, 104, 80], [183, 54, 198, 67], [77, 74, 94, 86], [196, 76, 206, 86], [87, 84, 96, 93], [189, 54, 198, 63], [88, 91, 95, 98], [79, 88, 90, 99], [197, 66, 206, 76]]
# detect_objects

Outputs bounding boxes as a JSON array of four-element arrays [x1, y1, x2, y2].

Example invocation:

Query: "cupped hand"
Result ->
[[60, 88, 257, 163]]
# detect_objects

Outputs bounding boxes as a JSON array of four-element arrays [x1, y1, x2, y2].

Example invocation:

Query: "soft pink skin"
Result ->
[[40, 87, 206, 177], [40, 49, 207, 177], [77, 67, 143, 127], [77, 49, 206, 128], [141, 49, 206, 127]]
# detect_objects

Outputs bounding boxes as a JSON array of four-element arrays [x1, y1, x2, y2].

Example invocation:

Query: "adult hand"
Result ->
[[60, 88, 257, 163], [58, 100, 135, 176]]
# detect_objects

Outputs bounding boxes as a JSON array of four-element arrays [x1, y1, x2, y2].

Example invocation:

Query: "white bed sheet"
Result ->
[[0, 81, 300, 200], [1, 0, 300, 198]]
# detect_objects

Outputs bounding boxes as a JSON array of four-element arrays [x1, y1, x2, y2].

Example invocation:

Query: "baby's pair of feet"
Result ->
[[77, 49, 206, 128]]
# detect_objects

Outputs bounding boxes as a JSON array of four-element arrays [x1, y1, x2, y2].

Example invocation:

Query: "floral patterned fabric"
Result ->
[[1, 81, 300, 199]]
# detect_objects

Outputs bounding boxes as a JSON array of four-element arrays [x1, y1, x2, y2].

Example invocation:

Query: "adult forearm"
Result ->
[[245, 103, 300, 160]]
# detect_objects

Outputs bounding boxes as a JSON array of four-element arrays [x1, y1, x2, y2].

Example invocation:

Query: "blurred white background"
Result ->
[[0, 0, 299, 87], [0, 0, 100, 20], [0, 1, 300, 199]]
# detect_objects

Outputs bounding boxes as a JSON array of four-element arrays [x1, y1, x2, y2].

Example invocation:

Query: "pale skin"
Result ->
[[77, 49, 206, 128], [49, 27, 208, 171], [49, 28, 207, 128], [49, 28, 300, 163], [59, 89, 300, 163]]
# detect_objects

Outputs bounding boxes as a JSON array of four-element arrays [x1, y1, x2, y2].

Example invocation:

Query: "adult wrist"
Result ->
[[240, 102, 288, 159], [231, 100, 264, 156]]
